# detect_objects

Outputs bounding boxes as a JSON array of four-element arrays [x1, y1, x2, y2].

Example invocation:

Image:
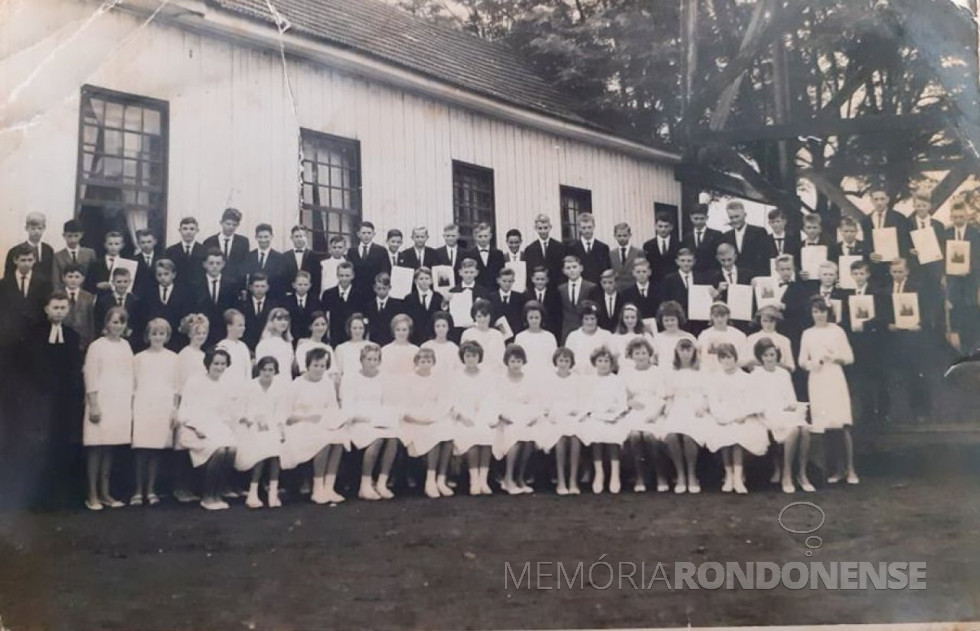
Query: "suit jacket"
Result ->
[[828, 240, 870, 261], [487, 290, 527, 339], [4, 241, 55, 282], [906, 216, 946, 270], [526, 286, 562, 339], [594, 291, 624, 332], [203, 233, 251, 284], [521, 238, 566, 290], [64, 288, 96, 351], [284, 292, 323, 343], [641, 236, 681, 281], [82, 255, 118, 293], [462, 247, 506, 289], [659, 271, 706, 310], [566, 239, 612, 284], [129, 251, 163, 299], [52, 247, 97, 289], [93, 291, 143, 347], [194, 275, 241, 344], [320, 285, 368, 345], [238, 295, 280, 351], [557, 279, 598, 341], [720, 225, 770, 275], [244, 248, 288, 297], [347, 243, 389, 293], [765, 232, 802, 262], [141, 283, 192, 350], [363, 297, 404, 346], [620, 283, 659, 320], [682, 227, 724, 273], [945, 225, 980, 308], [881, 278, 921, 326], [281, 248, 323, 298], [610, 245, 643, 290], [0, 272, 51, 346], [861, 210, 913, 289], [706, 266, 755, 294], [403, 290, 444, 344], [398, 247, 439, 271], [164, 241, 207, 288]]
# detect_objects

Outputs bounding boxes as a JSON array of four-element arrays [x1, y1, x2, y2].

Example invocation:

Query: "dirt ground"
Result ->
[[1, 443, 979, 631]]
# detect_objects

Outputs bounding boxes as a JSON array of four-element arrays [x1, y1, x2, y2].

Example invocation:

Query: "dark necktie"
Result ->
[[537, 291, 544, 303], [503, 294, 509, 305], [640, 286, 646, 299], [695, 231, 702, 248], [422, 294, 429, 310], [223, 238, 230, 259], [620, 247, 627, 263], [362, 245, 369, 259], [19, 275, 27, 297], [69, 291, 76, 306], [71, 250, 77, 263], [211, 279, 218, 304], [116, 295, 123, 306], [775, 238, 783, 254], [586, 242, 591, 254], [161, 286, 169, 304], [256, 299, 263, 316], [683, 274, 690, 289], [259, 251, 266, 268], [185, 244, 191, 256]]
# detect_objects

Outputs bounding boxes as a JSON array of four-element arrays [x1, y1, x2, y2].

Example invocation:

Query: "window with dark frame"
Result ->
[[452, 161, 495, 245], [300, 130, 362, 253], [75, 85, 169, 253], [559, 185, 593, 242]]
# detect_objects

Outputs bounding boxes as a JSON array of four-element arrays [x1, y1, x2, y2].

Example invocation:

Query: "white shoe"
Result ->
[[358, 484, 381, 501], [733, 479, 748, 495], [377, 484, 395, 500], [633, 482, 647, 493], [425, 481, 440, 499], [568, 485, 581, 495], [656, 482, 670, 493], [324, 490, 346, 504], [592, 478, 604, 495], [797, 477, 816, 493], [688, 480, 702, 494], [268, 495, 282, 508], [721, 476, 734, 493], [847, 473, 860, 485], [437, 481, 454, 497], [245, 494, 264, 509], [609, 477, 621, 494], [781, 480, 795, 494], [469, 483, 481, 497], [556, 486, 569, 496], [674, 482, 687, 494], [479, 481, 493, 496]]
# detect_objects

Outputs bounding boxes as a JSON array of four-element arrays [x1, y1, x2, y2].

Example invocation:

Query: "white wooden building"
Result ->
[[0, 0, 680, 255]]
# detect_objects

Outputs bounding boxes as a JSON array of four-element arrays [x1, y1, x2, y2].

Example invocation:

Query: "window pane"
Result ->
[[302, 184, 315, 204], [144, 109, 160, 135], [299, 130, 361, 252], [124, 106, 142, 131], [104, 130, 123, 156], [123, 159, 138, 183], [124, 133, 142, 158], [103, 157, 123, 178], [105, 102, 124, 128]]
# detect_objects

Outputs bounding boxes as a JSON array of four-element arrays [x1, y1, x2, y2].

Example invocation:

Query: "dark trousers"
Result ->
[[849, 333, 889, 423], [882, 331, 932, 419]]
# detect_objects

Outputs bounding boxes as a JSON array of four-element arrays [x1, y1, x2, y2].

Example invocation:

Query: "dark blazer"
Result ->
[[620, 283, 659, 320], [238, 295, 279, 351], [462, 247, 506, 289], [641, 236, 681, 281], [594, 291, 624, 332], [0, 272, 51, 346], [526, 286, 562, 339], [861, 210, 912, 289], [4, 241, 55, 282], [164, 241, 206, 288], [906, 216, 947, 266], [521, 238, 566, 290], [398, 247, 439, 271], [557, 279, 598, 341], [94, 291, 143, 347], [194, 274, 241, 345], [610, 244, 643, 290], [403, 290, 444, 344], [320, 284, 368, 345], [82, 255, 118, 293], [566, 239, 612, 284], [945, 225, 980, 309], [881, 278, 921, 326], [765, 232, 802, 262], [203, 233, 250, 283], [284, 292, 323, 343], [487, 290, 527, 339], [141, 283, 192, 350], [682, 227, 724, 273], [52, 247, 97, 289], [659, 271, 705, 309], [347, 243, 388, 293], [129, 251, 162, 298], [363, 297, 404, 346], [244, 248, 287, 298], [64, 288, 96, 351], [829, 239, 870, 261], [281, 248, 323, 297], [720, 225, 770, 275], [706, 266, 755, 295]]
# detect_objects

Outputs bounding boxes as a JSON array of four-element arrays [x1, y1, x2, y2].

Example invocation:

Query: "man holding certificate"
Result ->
[[860, 187, 911, 288], [882, 258, 932, 423], [706, 243, 755, 331], [945, 201, 980, 352], [906, 192, 946, 336]]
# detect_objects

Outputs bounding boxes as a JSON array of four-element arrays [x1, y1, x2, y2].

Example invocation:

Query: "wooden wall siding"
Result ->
[[0, 1, 678, 256]]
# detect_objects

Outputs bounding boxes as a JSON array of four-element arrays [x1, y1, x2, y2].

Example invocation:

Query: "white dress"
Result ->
[[513, 330, 558, 377], [493, 372, 546, 459], [564, 328, 614, 375], [659, 368, 712, 445], [450, 369, 499, 455], [746, 330, 796, 371], [799, 324, 854, 433], [421, 339, 460, 376], [578, 373, 630, 445], [280, 375, 347, 469], [294, 339, 339, 378], [697, 327, 750, 372], [750, 366, 806, 443], [340, 370, 400, 448], [621, 365, 667, 438], [381, 342, 420, 378], [395, 372, 453, 457], [132, 349, 180, 449], [177, 374, 238, 467], [334, 340, 369, 377], [216, 339, 252, 388], [460, 327, 507, 372], [651, 331, 696, 368], [610, 332, 657, 369], [83, 337, 135, 446], [704, 370, 770, 456], [534, 372, 587, 451], [176, 346, 206, 390], [234, 378, 288, 471], [255, 336, 296, 384]]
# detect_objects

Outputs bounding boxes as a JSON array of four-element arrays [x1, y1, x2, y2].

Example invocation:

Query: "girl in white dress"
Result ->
[[215, 309, 252, 390], [697, 302, 749, 373], [255, 307, 296, 383], [236, 356, 288, 508], [131, 318, 180, 507], [335, 313, 370, 378], [513, 302, 557, 378], [611, 304, 656, 369], [565, 301, 613, 376], [173, 314, 209, 504], [750, 338, 807, 494], [295, 311, 339, 383], [541, 348, 586, 495], [496, 344, 545, 495], [381, 314, 420, 378], [450, 340, 499, 496], [340, 343, 401, 501], [83, 306, 135, 511], [622, 338, 670, 493], [800, 297, 858, 485], [661, 339, 710, 494], [282, 347, 347, 504], [705, 344, 769, 494], [398, 348, 454, 498], [581, 347, 630, 494], [651, 301, 696, 367], [745, 306, 796, 372], [421, 312, 459, 377], [177, 349, 238, 511], [460, 299, 506, 371]]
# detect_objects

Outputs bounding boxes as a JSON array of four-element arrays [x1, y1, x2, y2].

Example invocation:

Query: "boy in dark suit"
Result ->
[[488, 267, 526, 340], [527, 266, 562, 340], [503, 229, 524, 265], [84, 231, 127, 293], [841, 260, 888, 426], [610, 222, 642, 291], [4, 211, 54, 283], [720, 200, 770, 276], [659, 248, 704, 335], [765, 208, 801, 265], [400, 226, 439, 270], [558, 255, 597, 342], [0, 244, 51, 347], [164, 217, 206, 290], [239, 272, 277, 351], [403, 266, 443, 344], [364, 272, 403, 345], [862, 187, 912, 288], [141, 259, 190, 351], [683, 204, 723, 273], [320, 261, 366, 346], [94, 267, 142, 349], [829, 216, 868, 260], [522, 214, 566, 291], [906, 191, 946, 336], [282, 225, 322, 298], [61, 263, 96, 351], [463, 223, 505, 289], [348, 221, 388, 295], [706, 243, 756, 333], [195, 248, 240, 345], [53, 219, 97, 290], [285, 271, 323, 343], [566, 212, 611, 284], [445, 258, 489, 342], [595, 269, 623, 332], [642, 211, 680, 281], [130, 229, 162, 298], [945, 201, 980, 352], [798, 213, 833, 281], [621, 257, 659, 320], [203, 207, 250, 289], [881, 257, 931, 423], [433, 223, 463, 284], [383, 229, 404, 273], [245, 223, 286, 299]]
